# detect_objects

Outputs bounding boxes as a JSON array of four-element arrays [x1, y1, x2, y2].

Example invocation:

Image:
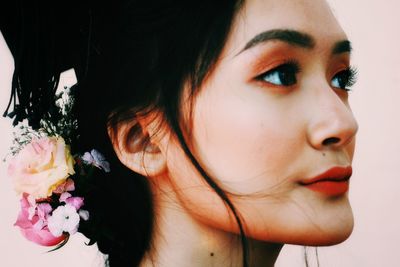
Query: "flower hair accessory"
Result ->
[[6, 81, 110, 249]]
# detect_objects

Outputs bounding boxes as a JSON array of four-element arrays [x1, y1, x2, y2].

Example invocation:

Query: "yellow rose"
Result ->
[[8, 137, 75, 199]]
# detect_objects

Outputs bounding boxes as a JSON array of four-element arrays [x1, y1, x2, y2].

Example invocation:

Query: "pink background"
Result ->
[[1, 0, 399, 266]]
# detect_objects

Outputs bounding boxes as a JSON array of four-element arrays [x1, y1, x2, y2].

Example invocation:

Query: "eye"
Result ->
[[257, 61, 300, 86], [331, 66, 358, 91]]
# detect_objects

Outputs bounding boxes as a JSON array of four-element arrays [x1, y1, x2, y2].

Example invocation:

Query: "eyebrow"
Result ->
[[332, 40, 352, 54], [238, 29, 352, 56], [240, 29, 315, 53]]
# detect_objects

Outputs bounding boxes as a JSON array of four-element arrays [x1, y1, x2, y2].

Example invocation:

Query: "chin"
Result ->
[[294, 193, 355, 246], [296, 211, 354, 246], [247, 202, 355, 246], [315, 223, 354, 246]]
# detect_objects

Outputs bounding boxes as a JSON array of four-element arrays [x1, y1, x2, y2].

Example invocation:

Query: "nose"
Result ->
[[307, 91, 358, 150]]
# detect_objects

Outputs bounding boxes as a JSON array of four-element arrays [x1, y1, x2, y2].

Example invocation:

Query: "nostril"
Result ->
[[322, 137, 340, 146]]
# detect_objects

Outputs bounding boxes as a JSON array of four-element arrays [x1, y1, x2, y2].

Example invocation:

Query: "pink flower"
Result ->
[[14, 194, 66, 246], [8, 137, 75, 199], [59, 192, 72, 203], [36, 203, 52, 222], [65, 197, 84, 210], [59, 192, 84, 210]]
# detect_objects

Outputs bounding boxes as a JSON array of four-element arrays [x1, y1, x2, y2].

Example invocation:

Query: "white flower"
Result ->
[[82, 149, 110, 172], [47, 204, 80, 237], [78, 210, 90, 221]]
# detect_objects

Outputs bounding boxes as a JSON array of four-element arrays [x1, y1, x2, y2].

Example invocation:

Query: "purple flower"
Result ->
[[82, 149, 110, 173]]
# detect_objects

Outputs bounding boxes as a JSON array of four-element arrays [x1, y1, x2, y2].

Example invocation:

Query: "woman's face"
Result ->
[[163, 0, 358, 245]]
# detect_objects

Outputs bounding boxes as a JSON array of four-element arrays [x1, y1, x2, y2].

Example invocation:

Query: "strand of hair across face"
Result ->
[[168, 115, 249, 267]]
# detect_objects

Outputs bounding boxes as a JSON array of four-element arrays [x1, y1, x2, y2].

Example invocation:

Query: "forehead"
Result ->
[[225, 0, 347, 55]]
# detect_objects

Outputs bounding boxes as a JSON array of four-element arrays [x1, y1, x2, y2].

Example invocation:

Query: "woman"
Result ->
[[2, 0, 358, 266]]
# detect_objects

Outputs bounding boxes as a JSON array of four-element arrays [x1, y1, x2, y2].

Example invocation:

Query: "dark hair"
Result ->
[[2, 1, 248, 266]]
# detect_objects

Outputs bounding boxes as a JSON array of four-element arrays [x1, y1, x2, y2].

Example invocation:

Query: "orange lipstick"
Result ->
[[299, 166, 352, 197]]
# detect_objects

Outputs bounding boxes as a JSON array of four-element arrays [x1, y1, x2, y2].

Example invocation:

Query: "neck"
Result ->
[[140, 178, 283, 267]]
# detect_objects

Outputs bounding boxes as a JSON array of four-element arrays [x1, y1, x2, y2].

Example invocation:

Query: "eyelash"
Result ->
[[256, 60, 358, 92], [331, 66, 358, 92], [256, 60, 300, 87]]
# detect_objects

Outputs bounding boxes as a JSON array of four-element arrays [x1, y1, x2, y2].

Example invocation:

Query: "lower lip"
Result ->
[[302, 180, 349, 197]]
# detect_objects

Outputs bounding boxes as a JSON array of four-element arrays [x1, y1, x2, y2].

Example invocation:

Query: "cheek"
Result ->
[[191, 85, 304, 195]]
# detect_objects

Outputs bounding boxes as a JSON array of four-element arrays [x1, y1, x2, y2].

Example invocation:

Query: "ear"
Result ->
[[108, 111, 169, 178]]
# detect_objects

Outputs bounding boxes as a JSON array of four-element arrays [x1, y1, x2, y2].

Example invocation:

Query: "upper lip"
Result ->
[[299, 166, 352, 185]]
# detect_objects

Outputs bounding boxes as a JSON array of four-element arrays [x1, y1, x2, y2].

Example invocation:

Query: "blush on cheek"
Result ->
[[193, 111, 301, 195], [191, 71, 306, 193]]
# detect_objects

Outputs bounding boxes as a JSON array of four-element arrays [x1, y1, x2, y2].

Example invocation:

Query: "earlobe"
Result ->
[[108, 112, 168, 178], [125, 144, 167, 177]]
